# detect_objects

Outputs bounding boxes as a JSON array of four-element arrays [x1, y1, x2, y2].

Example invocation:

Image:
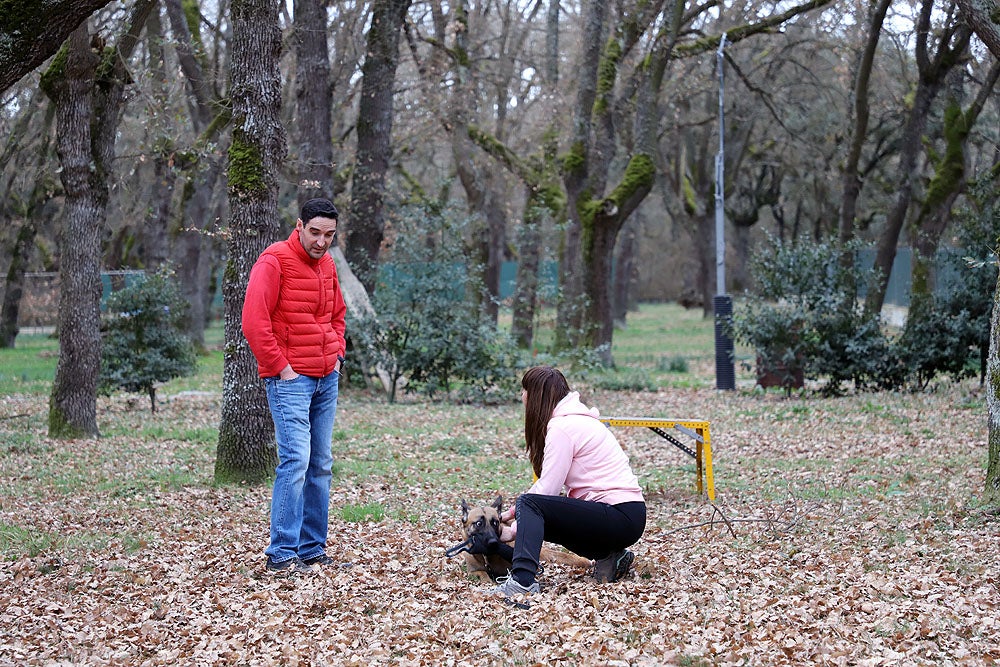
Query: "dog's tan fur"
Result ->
[[459, 495, 592, 582]]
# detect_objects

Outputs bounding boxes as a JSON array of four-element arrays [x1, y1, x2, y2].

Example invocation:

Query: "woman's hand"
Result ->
[[499, 519, 517, 543], [500, 506, 516, 523]]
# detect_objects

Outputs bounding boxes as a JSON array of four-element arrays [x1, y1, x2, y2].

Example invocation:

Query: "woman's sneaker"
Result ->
[[592, 549, 635, 583], [490, 573, 540, 597]]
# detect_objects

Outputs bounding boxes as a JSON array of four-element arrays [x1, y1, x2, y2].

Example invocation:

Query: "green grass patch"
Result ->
[[0, 333, 58, 395], [341, 502, 385, 522], [0, 522, 58, 559]]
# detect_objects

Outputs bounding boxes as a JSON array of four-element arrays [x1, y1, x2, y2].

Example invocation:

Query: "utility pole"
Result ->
[[713, 33, 736, 391]]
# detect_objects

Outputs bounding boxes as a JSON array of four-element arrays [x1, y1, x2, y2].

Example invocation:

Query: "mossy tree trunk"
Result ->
[[908, 62, 1000, 302], [0, 219, 37, 348], [42, 28, 102, 438], [41, 2, 154, 439], [0, 90, 56, 348], [215, 0, 287, 485], [863, 0, 972, 316]]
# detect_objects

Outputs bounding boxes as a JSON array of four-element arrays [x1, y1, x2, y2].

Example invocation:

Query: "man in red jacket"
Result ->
[[242, 197, 347, 574]]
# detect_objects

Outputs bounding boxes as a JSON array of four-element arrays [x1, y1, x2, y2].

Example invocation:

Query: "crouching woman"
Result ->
[[494, 366, 646, 597]]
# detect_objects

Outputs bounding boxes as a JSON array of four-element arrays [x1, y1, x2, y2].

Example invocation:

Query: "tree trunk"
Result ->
[[953, 0, 1000, 506], [293, 0, 334, 205], [0, 220, 37, 347], [345, 0, 412, 293], [985, 263, 1000, 504], [910, 60, 1000, 299], [165, 0, 232, 347], [957, 0, 1000, 58], [42, 2, 154, 438], [864, 0, 972, 315], [141, 7, 175, 271], [216, 0, 287, 484], [45, 28, 103, 437], [838, 0, 891, 250], [511, 193, 543, 348], [613, 216, 637, 327], [329, 246, 393, 394], [0, 92, 56, 348]]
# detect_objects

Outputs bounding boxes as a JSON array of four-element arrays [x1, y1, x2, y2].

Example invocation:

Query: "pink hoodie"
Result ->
[[526, 392, 644, 506]]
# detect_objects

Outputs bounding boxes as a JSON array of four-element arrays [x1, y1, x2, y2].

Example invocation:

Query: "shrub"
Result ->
[[99, 268, 197, 411], [730, 235, 895, 394], [350, 204, 521, 403], [896, 177, 999, 388]]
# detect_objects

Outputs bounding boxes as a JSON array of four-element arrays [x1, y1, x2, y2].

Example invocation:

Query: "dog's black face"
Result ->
[[460, 496, 504, 554]]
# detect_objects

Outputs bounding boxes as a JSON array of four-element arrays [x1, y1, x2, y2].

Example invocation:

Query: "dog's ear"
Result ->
[[491, 495, 503, 513], [461, 499, 470, 522]]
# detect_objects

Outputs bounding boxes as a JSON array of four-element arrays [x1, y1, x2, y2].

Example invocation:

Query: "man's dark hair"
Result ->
[[301, 197, 339, 223]]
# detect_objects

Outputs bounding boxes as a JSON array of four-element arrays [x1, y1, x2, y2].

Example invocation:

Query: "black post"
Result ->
[[714, 294, 735, 390]]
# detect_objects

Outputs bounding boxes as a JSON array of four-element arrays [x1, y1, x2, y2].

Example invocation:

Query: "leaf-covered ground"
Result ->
[[1, 376, 998, 666]]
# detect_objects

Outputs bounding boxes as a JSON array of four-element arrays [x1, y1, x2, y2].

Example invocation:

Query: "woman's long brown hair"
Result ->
[[521, 366, 571, 478]]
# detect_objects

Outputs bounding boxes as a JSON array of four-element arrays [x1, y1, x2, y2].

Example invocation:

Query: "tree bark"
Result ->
[[909, 60, 1000, 298], [985, 266, 1000, 504], [864, 0, 972, 315], [293, 0, 334, 205], [165, 0, 231, 347], [0, 220, 37, 347], [613, 215, 638, 327], [0, 90, 56, 347], [956, 0, 1000, 58], [838, 0, 891, 249], [346, 0, 412, 293], [0, 0, 113, 92], [955, 0, 1000, 505], [216, 0, 287, 484], [42, 1, 154, 438]]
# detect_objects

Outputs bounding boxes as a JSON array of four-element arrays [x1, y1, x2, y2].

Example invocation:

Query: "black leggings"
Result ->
[[511, 493, 646, 586]]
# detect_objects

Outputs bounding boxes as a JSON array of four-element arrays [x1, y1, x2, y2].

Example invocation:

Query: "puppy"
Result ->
[[459, 495, 591, 582]]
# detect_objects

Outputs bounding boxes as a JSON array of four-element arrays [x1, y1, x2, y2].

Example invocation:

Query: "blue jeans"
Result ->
[[264, 371, 339, 563]]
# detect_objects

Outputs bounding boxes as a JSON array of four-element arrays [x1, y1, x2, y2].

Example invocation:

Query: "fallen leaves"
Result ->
[[1, 384, 999, 665]]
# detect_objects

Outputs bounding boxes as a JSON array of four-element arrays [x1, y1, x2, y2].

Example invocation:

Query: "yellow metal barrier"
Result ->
[[600, 418, 714, 501]]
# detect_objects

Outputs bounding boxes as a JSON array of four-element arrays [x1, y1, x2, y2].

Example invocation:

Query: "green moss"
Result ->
[[39, 42, 70, 96], [609, 153, 656, 204], [922, 101, 967, 211], [47, 402, 88, 439], [681, 172, 698, 215], [223, 258, 238, 286], [562, 141, 586, 178], [580, 154, 655, 262], [534, 183, 565, 214], [594, 37, 622, 116], [227, 134, 266, 195], [95, 45, 118, 84], [182, 0, 204, 48]]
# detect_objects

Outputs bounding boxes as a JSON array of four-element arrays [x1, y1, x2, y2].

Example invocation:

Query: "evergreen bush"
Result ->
[[897, 178, 1000, 388], [99, 267, 197, 411], [350, 204, 520, 403], [731, 235, 894, 394]]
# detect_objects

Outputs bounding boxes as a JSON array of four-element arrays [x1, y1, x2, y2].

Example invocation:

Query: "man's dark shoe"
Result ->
[[592, 549, 635, 583], [301, 554, 335, 567], [265, 556, 311, 575]]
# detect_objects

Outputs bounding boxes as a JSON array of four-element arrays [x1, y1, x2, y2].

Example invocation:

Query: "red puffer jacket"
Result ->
[[242, 230, 347, 378]]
